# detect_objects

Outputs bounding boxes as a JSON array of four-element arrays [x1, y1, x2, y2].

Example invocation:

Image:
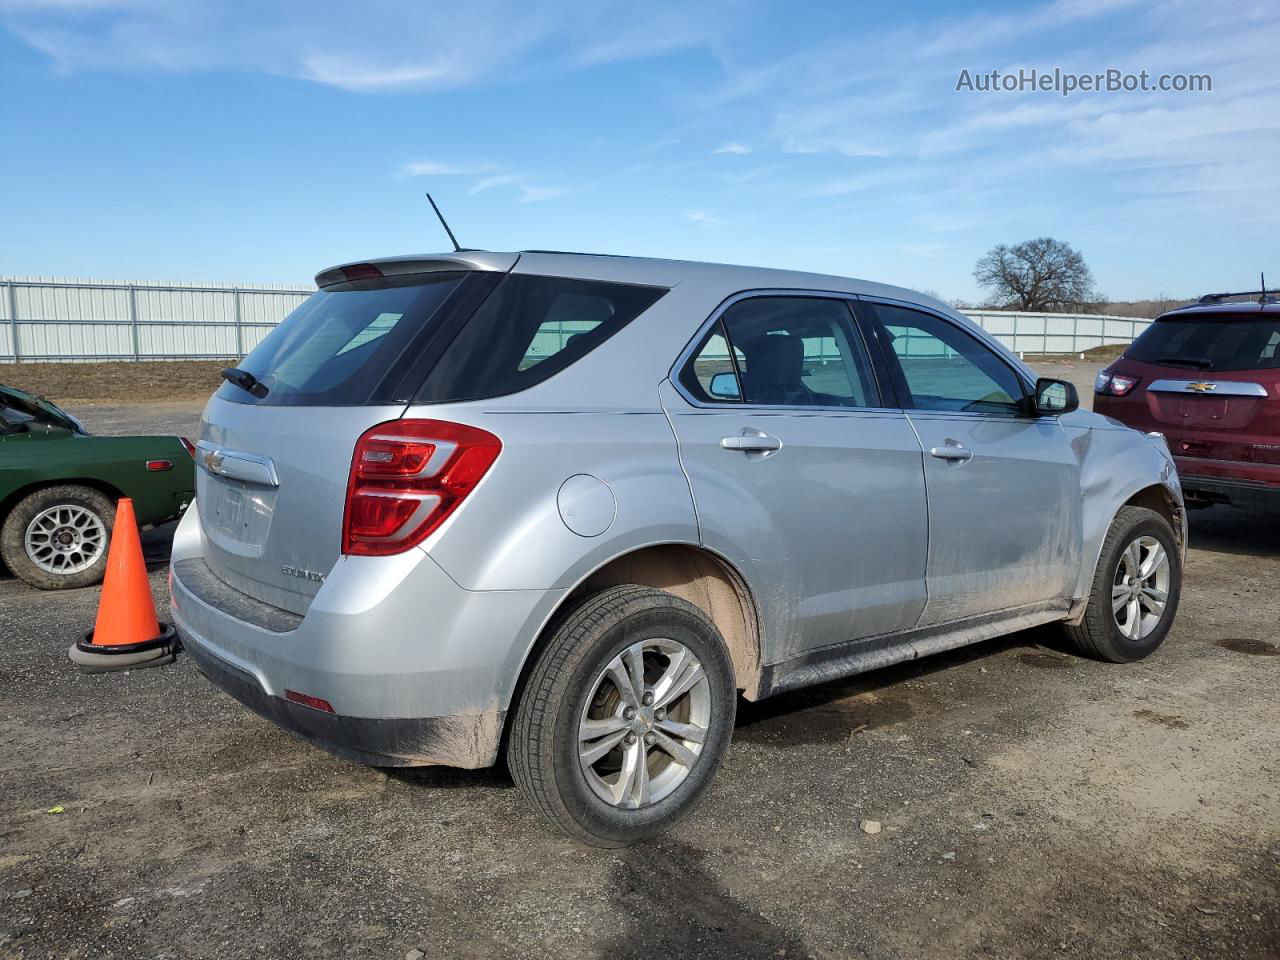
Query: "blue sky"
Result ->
[[0, 0, 1276, 302]]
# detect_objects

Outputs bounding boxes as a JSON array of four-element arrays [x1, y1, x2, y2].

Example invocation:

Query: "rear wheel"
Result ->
[[1, 485, 115, 590], [1064, 506, 1181, 662], [507, 585, 736, 847]]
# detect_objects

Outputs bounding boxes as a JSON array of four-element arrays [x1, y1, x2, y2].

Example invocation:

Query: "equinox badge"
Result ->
[[281, 564, 325, 583]]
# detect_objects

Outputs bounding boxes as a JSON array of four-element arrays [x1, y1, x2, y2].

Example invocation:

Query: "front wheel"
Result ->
[[1, 485, 115, 590], [1064, 505, 1182, 663], [507, 585, 737, 847]]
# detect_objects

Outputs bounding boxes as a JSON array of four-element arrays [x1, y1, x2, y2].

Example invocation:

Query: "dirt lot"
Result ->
[[1, 361, 1277, 960], [0, 361, 226, 404]]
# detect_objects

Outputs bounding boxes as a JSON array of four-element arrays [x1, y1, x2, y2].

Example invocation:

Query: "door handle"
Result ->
[[929, 444, 973, 462], [721, 433, 782, 453]]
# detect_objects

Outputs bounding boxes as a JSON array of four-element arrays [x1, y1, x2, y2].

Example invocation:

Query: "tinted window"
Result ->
[[1126, 316, 1280, 372], [870, 304, 1026, 415], [683, 297, 878, 407], [220, 272, 467, 406], [680, 321, 742, 402], [417, 275, 666, 403]]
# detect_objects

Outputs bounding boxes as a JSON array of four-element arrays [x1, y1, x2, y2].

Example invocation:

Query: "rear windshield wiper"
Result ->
[[1155, 356, 1214, 370], [220, 367, 270, 398]]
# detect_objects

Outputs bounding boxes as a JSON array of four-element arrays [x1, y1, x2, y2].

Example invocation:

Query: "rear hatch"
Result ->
[[197, 266, 499, 615], [1123, 311, 1280, 465], [195, 254, 667, 616]]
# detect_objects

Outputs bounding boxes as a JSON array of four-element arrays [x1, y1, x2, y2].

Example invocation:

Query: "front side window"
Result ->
[[681, 296, 879, 407], [869, 303, 1027, 416], [418, 275, 666, 403]]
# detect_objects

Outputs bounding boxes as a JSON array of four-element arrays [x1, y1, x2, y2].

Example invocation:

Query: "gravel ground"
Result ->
[[1, 361, 1277, 960]]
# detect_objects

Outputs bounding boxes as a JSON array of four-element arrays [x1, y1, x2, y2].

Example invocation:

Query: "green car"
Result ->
[[0, 384, 195, 590]]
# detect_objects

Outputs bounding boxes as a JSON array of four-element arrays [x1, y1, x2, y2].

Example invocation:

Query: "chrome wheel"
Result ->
[[578, 638, 711, 809], [24, 504, 106, 576], [1111, 535, 1170, 641]]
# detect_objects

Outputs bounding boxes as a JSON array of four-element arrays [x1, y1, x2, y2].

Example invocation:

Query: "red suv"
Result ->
[[1094, 290, 1280, 513]]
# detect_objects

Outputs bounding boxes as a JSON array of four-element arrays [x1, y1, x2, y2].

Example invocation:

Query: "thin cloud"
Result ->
[[468, 173, 566, 203], [301, 55, 462, 93], [0, 0, 738, 91], [469, 174, 522, 195], [685, 209, 729, 225], [517, 184, 566, 203], [397, 160, 489, 178], [713, 141, 752, 155]]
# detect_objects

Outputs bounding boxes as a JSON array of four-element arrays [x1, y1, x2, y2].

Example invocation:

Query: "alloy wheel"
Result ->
[[1111, 535, 1170, 641], [24, 504, 107, 576], [578, 638, 712, 809]]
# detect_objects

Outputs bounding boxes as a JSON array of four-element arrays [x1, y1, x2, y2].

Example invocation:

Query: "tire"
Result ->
[[507, 585, 737, 847], [0, 485, 115, 590], [1064, 506, 1182, 663]]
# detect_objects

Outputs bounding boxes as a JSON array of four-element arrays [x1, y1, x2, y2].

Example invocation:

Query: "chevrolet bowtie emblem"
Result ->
[[1186, 381, 1217, 393], [202, 449, 224, 472]]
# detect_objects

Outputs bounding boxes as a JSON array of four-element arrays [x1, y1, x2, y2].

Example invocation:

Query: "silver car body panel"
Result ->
[[658, 380, 929, 661], [905, 409, 1082, 624], [196, 398, 406, 614], [171, 249, 1184, 769]]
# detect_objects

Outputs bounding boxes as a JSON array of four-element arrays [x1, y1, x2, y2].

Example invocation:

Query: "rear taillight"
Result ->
[[1095, 372, 1139, 396], [179, 437, 196, 458], [342, 419, 501, 557], [146, 459, 174, 472]]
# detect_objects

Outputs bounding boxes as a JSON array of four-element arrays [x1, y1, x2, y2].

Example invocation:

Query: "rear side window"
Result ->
[[1127, 316, 1280, 372], [220, 272, 467, 406], [679, 296, 880, 407], [416, 275, 666, 403]]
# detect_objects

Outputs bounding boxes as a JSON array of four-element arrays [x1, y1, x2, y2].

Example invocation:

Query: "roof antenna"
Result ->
[[425, 193, 462, 252], [1261, 271, 1268, 305]]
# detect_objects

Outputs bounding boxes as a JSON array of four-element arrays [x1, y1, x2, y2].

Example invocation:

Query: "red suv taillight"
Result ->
[[342, 419, 502, 557], [1095, 371, 1139, 396]]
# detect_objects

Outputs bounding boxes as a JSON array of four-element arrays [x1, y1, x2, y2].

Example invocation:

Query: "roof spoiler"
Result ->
[[315, 252, 519, 288]]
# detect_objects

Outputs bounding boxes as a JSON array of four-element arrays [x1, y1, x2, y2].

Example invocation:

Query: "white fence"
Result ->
[[0, 276, 313, 362], [0, 276, 1151, 362], [961, 310, 1151, 356]]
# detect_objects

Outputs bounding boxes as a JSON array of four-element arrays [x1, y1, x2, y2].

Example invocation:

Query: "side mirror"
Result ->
[[708, 371, 741, 400], [1035, 377, 1079, 416]]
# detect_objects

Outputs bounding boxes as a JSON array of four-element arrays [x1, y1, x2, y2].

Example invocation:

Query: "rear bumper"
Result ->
[[182, 636, 503, 768], [169, 505, 564, 769], [1176, 468, 1280, 512]]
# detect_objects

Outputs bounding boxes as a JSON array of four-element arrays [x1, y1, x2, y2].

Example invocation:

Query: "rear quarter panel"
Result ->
[[0, 428, 194, 524], [416, 407, 700, 592]]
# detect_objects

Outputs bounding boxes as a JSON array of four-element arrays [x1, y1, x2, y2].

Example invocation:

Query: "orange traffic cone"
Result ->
[[69, 498, 177, 673]]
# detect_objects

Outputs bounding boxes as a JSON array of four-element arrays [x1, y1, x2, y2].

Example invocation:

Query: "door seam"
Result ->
[[902, 411, 932, 631], [657, 379, 704, 546]]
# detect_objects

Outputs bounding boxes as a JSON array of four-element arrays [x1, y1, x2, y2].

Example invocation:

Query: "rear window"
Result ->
[[1127, 314, 1280, 372], [415, 274, 666, 403], [219, 272, 468, 406]]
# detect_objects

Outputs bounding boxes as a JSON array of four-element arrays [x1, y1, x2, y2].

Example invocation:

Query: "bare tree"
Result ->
[[974, 237, 1100, 312]]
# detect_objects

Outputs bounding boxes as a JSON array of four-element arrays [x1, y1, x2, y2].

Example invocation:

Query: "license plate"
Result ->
[[199, 473, 276, 556]]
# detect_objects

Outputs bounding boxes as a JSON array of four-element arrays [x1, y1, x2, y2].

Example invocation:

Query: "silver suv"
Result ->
[[171, 251, 1185, 845]]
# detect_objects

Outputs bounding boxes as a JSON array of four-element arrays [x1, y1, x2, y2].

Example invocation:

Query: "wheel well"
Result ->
[[1124, 484, 1185, 553], [527, 544, 764, 702], [0, 479, 125, 527]]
